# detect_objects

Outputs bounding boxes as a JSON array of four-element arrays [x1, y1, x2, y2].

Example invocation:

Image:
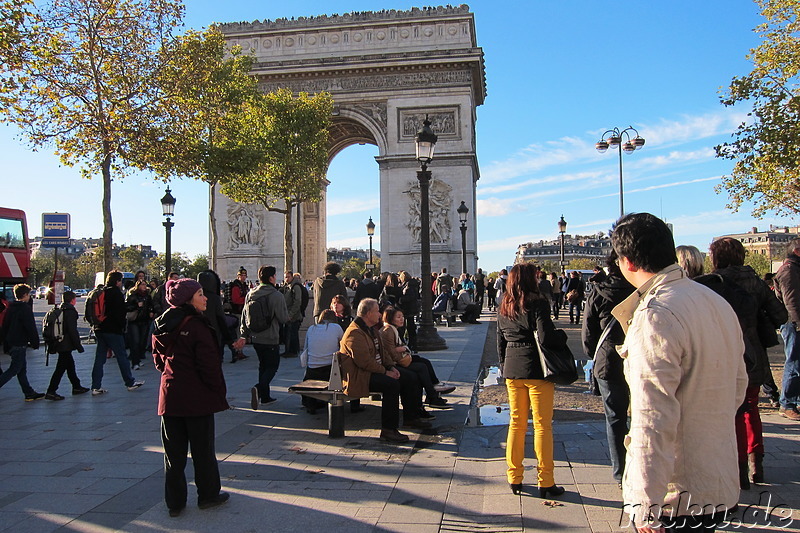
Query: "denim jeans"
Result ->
[[569, 301, 582, 323], [92, 332, 135, 389], [126, 321, 149, 366], [0, 345, 35, 396], [596, 377, 630, 481], [253, 343, 280, 401], [779, 323, 800, 409]]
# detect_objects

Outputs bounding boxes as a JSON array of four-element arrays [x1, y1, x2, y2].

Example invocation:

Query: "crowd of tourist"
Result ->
[[3, 211, 799, 528]]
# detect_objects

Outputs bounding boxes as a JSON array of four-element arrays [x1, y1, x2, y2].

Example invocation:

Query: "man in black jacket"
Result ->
[[45, 291, 90, 400], [0, 284, 44, 400], [90, 271, 144, 395]]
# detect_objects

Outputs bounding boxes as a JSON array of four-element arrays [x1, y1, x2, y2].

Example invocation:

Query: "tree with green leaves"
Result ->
[[223, 88, 333, 274], [567, 258, 601, 271], [117, 246, 146, 274], [0, 0, 184, 273], [139, 27, 264, 270], [147, 252, 190, 279], [716, 0, 800, 217]]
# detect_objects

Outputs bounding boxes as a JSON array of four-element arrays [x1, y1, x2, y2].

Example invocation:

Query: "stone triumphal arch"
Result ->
[[213, 6, 486, 281]]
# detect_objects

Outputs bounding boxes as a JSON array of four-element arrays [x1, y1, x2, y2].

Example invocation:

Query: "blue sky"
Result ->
[[2, 1, 794, 273]]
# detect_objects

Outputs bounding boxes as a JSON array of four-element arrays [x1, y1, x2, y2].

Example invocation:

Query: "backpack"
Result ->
[[299, 284, 310, 317], [92, 290, 107, 326], [42, 307, 64, 353], [246, 295, 272, 333]]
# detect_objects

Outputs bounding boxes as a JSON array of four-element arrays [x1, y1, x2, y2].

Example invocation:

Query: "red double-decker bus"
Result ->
[[0, 207, 31, 300]]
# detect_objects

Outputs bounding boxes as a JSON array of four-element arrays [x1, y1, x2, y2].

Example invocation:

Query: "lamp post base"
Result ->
[[416, 323, 448, 351]]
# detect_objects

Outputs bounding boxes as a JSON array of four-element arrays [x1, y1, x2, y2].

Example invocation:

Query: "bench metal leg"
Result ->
[[328, 398, 345, 439]]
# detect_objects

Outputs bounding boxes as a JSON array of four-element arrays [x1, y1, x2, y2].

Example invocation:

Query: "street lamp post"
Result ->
[[457, 201, 469, 274], [160, 187, 176, 277], [558, 215, 567, 275], [595, 126, 645, 218], [366, 217, 375, 272], [415, 115, 447, 351]]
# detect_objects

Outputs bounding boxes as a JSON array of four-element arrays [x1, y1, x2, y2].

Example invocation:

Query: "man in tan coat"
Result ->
[[611, 213, 747, 533], [339, 298, 426, 443]]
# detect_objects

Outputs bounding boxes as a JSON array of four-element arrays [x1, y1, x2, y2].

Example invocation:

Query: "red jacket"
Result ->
[[152, 306, 229, 417]]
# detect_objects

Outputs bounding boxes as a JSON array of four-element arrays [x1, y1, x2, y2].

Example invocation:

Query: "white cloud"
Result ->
[[476, 198, 517, 217], [637, 110, 747, 148], [326, 196, 379, 216]]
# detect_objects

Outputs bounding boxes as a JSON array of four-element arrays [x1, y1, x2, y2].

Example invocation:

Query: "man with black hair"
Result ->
[[611, 213, 747, 533], [312, 262, 347, 319], [352, 269, 382, 310], [90, 271, 144, 395], [0, 284, 44, 400], [238, 265, 288, 409]]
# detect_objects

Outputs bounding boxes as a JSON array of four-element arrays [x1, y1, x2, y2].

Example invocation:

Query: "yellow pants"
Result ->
[[505, 378, 555, 486]]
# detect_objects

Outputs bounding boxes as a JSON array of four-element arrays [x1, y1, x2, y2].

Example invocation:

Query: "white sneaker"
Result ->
[[132, 364, 141, 371], [91, 388, 108, 396], [127, 381, 144, 391]]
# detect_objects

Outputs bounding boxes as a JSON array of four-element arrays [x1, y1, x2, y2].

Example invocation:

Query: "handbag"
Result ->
[[566, 289, 583, 304], [126, 309, 139, 322], [534, 330, 578, 385]]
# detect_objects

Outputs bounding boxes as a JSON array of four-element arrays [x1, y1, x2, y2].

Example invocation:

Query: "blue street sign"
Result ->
[[41, 213, 70, 248]]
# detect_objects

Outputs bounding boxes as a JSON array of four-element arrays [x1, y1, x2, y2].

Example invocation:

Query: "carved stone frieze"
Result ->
[[220, 6, 471, 32], [226, 203, 264, 251], [406, 178, 452, 245], [348, 102, 387, 130], [400, 107, 459, 140], [257, 70, 472, 95]]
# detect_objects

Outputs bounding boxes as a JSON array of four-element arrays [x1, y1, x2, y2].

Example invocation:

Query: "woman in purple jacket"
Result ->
[[152, 279, 230, 517]]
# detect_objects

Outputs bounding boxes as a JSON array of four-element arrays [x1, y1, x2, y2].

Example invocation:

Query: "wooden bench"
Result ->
[[436, 298, 461, 327], [287, 352, 383, 438]]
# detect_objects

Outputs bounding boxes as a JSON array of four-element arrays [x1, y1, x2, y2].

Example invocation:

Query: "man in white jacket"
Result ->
[[611, 213, 747, 533]]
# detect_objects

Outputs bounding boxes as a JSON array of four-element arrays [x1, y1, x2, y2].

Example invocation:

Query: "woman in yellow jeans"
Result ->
[[497, 263, 568, 498]]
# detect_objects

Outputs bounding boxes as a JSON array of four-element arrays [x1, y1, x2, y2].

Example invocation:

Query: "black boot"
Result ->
[[739, 461, 750, 490], [749, 452, 764, 484]]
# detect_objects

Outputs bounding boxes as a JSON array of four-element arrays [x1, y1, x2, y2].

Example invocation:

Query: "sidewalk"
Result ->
[[0, 312, 797, 532]]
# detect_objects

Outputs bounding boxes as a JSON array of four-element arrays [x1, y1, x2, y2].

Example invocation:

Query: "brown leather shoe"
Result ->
[[379, 429, 410, 443], [780, 407, 800, 421], [403, 418, 432, 429]]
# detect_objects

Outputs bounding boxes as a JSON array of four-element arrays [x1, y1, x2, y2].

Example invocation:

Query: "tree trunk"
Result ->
[[209, 181, 218, 271], [101, 149, 114, 275], [283, 201, 293, 274]]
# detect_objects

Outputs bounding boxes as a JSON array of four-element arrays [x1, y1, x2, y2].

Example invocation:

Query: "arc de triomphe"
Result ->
[[213, 6, 485, 281]]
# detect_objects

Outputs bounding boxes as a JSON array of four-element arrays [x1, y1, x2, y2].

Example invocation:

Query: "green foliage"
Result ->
[[567, 258, 600, 270], [744, 250, 772, 277], [138, 27, 264, 270], [148, 252, 190, 280], [716, 0, 800, 217], [0, 0, 185, 272], [223, 88, 333, 272], [184, 254, 209, 280], [340, 257, 381, 280], [117, 247, 146, 274]]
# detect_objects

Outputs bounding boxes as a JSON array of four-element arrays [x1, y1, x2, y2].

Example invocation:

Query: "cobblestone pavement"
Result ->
[[0, 305, 797, 532]]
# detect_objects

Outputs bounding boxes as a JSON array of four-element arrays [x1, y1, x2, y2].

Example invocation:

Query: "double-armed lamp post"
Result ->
[[160, 188, 176, 276], [415, 115, 447, 351], [595, 126, 645, 218]]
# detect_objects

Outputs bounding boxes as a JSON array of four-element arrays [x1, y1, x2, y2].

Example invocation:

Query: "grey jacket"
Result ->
[[240, 283, 288, 345]]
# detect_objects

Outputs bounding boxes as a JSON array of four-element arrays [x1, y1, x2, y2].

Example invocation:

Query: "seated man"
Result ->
[[432, 286, 454, 325], [339, 298, 428, 443], [455, 285, 481, 324]]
